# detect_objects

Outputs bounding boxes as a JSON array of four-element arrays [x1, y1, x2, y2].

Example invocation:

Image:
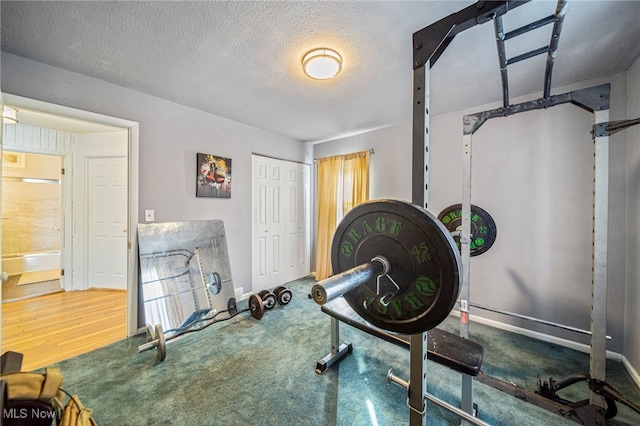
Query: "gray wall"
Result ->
[[1, 52, 312, 300], [312, 124, 413, 202], [314, 73, 633, 359], [625, 56, 640, 370]]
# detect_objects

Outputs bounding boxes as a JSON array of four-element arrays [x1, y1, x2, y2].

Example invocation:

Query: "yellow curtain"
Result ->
[[342, 150, 370, 216], [315, 155, 342, 281], [315, 150, 370, 281]]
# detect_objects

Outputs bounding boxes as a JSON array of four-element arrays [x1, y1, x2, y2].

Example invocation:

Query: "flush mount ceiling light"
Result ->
[[2, 106, 18, 124], [302, 48, 342, 80]]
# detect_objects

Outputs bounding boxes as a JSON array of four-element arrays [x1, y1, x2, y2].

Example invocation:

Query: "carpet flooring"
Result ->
[[41, 277, 640, 425]]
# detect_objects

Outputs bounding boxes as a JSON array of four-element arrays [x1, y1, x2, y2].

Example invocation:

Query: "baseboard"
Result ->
[[622, 355, 640, 388], [429, 308, 640, 387], [87, 287, 127, 292], [235, 287, 251, 301]]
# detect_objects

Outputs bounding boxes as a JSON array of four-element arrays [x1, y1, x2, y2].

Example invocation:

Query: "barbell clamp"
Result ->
[[311, 256, 390, 305]]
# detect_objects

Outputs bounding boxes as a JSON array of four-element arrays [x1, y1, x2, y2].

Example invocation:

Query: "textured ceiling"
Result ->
[[2, 1, 640, 142]]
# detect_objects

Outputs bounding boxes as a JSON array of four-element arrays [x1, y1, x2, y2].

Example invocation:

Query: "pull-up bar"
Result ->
[[494, 0, 568, 107], [412, 1, 530, 70]]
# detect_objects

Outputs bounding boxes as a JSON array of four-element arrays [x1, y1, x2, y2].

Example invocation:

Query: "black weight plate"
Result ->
[[227, 298, 237, 316], [249, 294, 264, 320], [437, 204, 497, 256], [277, 289, 292, 305], [332, 199, 461, 334]]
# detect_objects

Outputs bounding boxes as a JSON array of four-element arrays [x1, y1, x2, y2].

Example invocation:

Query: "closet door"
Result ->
[[252, 156, 309, 292], [253, 155, 284, 292], [291, 163, 310, 280]]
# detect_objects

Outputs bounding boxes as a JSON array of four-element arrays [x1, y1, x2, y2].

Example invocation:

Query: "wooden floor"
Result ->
[[1, 289, 127, 371]]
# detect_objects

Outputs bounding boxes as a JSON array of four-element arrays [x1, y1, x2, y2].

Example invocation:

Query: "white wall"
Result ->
[[314, 73, 630, 355], [625, 56, 640, 372], [1, 53, 312, 326]]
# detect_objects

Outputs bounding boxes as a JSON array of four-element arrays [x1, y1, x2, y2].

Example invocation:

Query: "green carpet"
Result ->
[[45, 277, 640, 425]]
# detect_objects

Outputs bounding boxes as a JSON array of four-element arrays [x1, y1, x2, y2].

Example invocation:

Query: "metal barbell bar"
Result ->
[[139, 297, 266, 361], [311, 256, 390, 305], [387, 369, 492, 426], [468, 302, 612, 340]]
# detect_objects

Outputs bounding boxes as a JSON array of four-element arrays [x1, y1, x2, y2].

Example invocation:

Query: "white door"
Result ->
[[87, 156, 128, 289], [297, 164, 311, 278], [253, 156, 285, 292], [284, 164, 298, 283], [284, 162, 310, 282], [252, 155, 310, 292]]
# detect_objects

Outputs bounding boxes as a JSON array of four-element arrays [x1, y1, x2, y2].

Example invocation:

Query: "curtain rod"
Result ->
[[252, 152, 311, 166], [314, 148, 374, 162]]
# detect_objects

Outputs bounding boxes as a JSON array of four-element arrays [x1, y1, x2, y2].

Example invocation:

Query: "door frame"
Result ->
[[3, 94, 140, 337]]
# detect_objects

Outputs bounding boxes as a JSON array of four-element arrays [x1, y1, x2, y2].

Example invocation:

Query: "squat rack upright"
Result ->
[[410, 0, 639, 424], [412, 1, 530, 423]]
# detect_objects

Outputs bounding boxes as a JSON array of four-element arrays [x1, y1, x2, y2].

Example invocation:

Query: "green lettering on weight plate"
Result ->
[[415, 276, 437, 297]]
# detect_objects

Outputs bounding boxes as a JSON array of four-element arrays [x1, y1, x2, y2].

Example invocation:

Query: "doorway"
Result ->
[[1, 151, 63, 301], [1, 95, 140, 368]]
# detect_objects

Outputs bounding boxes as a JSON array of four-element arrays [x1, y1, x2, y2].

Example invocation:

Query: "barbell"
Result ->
[[140, 324, 168, 361], [312, 199, 463, 334], [139, 297, 265, 361]]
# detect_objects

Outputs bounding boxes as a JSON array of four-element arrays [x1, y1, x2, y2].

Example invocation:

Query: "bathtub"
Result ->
[[2, 251, 60, 277]]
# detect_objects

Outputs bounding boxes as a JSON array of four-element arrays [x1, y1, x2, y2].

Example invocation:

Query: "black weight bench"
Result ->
[[316, 297, 484, 376]]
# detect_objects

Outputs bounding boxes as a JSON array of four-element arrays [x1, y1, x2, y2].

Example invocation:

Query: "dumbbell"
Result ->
[[257, 290, 277, 309], [273, 286, 292, 305]]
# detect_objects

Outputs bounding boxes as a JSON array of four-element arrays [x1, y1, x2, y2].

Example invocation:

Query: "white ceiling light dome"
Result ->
[[302, 48, 342, 80]]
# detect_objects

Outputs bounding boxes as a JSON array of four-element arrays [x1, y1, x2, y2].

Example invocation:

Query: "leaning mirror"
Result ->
[[137, 220, 237, 341]]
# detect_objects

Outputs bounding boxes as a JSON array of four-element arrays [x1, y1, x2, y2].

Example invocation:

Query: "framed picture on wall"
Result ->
[[196, 153, 232, 198]]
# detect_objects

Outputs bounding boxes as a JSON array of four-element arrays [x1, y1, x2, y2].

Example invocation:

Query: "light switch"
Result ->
[[145, 210, 154, 222]]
